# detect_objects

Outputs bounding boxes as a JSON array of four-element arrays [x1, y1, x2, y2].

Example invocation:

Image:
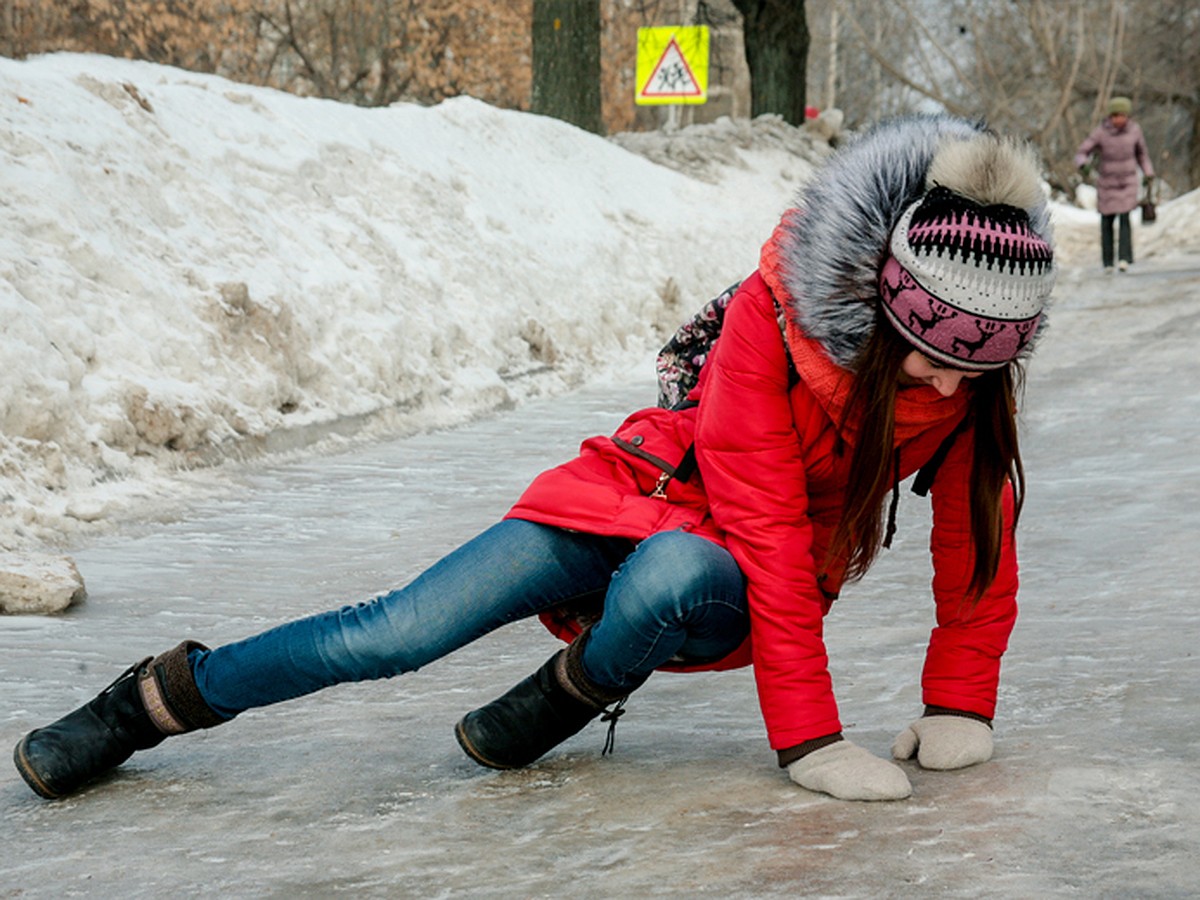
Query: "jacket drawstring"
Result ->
[[883, 448, 901, 549]]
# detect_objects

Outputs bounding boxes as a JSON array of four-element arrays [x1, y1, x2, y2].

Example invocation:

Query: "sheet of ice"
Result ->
[[1, 255, 1198, 896]]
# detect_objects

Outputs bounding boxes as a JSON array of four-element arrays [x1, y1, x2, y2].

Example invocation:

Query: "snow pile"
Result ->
[[1124, 187, 1200, 261], [609, 112, 833, 183], [1052, 185, 1200, 267], [1, 54, 820, 550]]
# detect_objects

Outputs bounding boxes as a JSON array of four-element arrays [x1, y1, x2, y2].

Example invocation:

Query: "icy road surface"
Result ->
[[3, 258, 1199, 898]]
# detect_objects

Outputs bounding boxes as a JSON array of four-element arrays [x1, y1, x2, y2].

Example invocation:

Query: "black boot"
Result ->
[[454, 631, 642, 770], [13, 641, 224, 799]]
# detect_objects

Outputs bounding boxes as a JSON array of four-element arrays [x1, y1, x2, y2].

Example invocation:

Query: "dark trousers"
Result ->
[[1100, 212, 1133, 268]]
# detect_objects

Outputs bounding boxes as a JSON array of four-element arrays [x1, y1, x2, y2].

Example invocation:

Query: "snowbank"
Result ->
[[1052, 185, 1200, 267], [1, 54, 824, 550]]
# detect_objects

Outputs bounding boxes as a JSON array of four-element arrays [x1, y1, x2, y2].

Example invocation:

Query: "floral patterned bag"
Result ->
[[655, 282, 794, 410], [655, 282, 742, 410]]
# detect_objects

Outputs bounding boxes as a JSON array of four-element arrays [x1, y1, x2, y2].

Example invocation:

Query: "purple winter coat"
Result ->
[[1075, 118, 1154, 215]]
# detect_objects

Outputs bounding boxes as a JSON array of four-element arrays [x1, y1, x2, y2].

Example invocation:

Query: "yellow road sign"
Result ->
[[636, 26, 709, 106]]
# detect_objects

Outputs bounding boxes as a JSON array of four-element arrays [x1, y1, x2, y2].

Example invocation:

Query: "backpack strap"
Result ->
[[770, 296, 801, 391], [673, 443, 698, 484], [910, 414, 972, 497], [665, 288, 798, 485]]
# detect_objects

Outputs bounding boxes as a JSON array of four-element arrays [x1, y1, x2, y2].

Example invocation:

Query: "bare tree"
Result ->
[[1, 0, 260, 70], [252, 1, 529, 108], [1123, 0, 1200, 190], [730, 0, 809, 124], [2, 1, 530, 110], [822, 0, 1195, 195], [6, 0, 1193, 189]]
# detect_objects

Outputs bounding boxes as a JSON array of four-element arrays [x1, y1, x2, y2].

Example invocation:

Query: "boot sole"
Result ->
[[12, 737, 62, 800], [453, 719, 521, 771]]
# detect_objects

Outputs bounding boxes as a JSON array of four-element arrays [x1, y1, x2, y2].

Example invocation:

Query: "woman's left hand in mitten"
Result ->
[[891, 715, 993, 770]]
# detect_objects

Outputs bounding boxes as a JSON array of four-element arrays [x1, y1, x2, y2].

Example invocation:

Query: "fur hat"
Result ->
[[1109, 96, 1132, 116], [878, 135, 1056, 370], [774, 115, 1055, 369]]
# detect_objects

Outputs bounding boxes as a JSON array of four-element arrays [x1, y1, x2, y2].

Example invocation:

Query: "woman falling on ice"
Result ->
[[15, 115, 1055, 802]]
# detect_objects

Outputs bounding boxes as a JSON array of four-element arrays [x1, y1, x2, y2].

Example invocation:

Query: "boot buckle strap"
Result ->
[[137, 667, 189, 735]]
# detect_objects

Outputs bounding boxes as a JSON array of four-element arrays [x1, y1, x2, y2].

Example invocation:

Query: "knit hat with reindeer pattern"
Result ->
[[878, 135, 1056, 370]]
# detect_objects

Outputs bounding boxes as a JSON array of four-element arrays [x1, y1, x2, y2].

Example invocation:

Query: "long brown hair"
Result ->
[[828, 316, 1026, 600]]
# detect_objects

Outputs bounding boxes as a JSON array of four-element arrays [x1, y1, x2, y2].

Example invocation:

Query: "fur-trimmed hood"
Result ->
[[760, 114, 1054, 367]]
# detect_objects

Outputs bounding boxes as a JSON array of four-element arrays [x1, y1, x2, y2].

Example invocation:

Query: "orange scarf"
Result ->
[[761, 209, 968, 444]]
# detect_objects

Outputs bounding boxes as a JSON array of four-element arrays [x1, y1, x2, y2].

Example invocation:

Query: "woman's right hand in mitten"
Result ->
[[891, 715, 993, 770], [786, 740, 912, 801]]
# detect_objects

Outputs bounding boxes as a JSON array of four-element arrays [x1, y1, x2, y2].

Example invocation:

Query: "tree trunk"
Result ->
[[531, 0, 604, 135], [825, 1, 838, 110], [1189, 99, 1200, 191], [732, 0, 809, 125], [4, 0, 14, 57]]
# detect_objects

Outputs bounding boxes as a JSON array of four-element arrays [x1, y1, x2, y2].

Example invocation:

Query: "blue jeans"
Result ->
[[190, 520, 749, 718]]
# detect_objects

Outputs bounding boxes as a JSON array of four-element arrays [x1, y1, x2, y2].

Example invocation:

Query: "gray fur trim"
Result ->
[[777, 114, 1053, 366]]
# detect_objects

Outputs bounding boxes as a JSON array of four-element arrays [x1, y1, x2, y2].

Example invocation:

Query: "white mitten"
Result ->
[[787, 740, 912, 801], [891, 716, 993, 770]]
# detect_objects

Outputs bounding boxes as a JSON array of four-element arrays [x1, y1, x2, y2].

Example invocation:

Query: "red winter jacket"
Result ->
[[509, 116, 1026, 751], [507, 273, 1018, 751]]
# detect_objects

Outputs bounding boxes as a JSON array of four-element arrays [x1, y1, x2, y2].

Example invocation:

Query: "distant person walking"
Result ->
[[1074, 96, 1155, 273]]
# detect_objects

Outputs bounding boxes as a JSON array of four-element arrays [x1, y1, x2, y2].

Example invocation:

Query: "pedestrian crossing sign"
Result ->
[[636, 26, 709, 105]]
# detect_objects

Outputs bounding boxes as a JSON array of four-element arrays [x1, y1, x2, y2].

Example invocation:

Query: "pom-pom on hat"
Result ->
[[878, 134, 1055, 371]]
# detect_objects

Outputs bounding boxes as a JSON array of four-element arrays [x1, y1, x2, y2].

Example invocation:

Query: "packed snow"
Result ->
[[2, 52, 1197, 554]]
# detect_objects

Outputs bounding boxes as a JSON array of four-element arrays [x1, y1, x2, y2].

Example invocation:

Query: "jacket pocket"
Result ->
[[610, 434, 688, 499]]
